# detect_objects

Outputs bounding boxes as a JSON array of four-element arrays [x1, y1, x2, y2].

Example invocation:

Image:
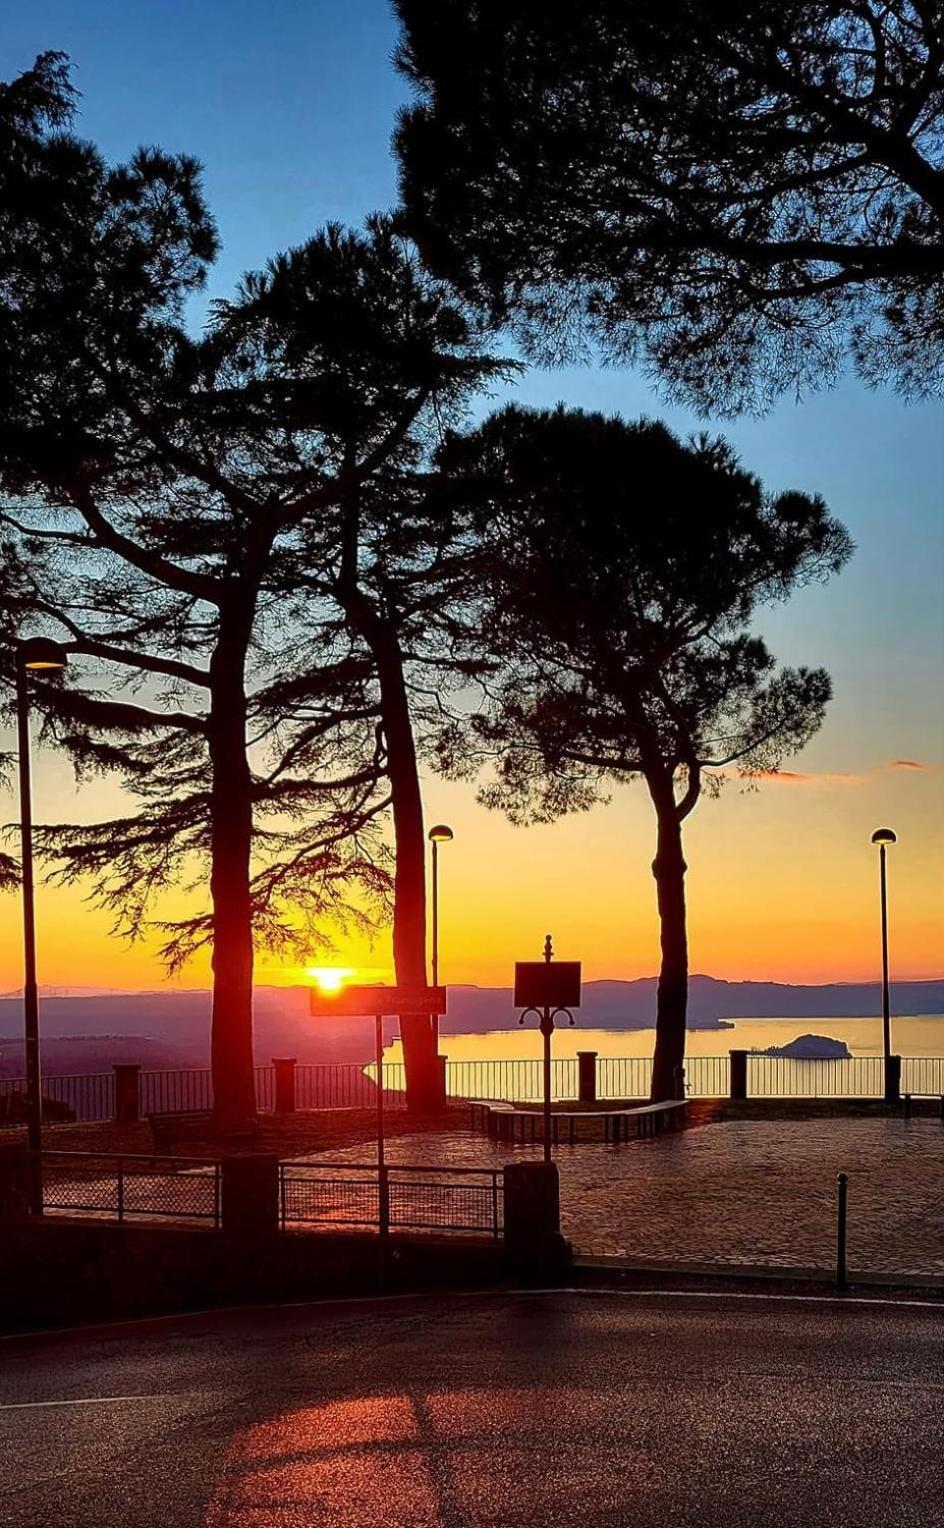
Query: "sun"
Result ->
[[305, 966, 354, 993]]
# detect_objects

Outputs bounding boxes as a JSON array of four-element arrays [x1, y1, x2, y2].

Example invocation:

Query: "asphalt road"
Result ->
[[0, 1290, 941, 1527]]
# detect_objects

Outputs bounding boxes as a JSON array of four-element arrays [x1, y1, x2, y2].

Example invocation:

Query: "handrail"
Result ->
[[29, 1148, 220, 1166], [280, 1159, 501, 1177]]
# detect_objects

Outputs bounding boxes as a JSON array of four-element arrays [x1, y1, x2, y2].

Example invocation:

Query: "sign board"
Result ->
[[513, 962, 582, 1009], [309, 984, 447, 1018]]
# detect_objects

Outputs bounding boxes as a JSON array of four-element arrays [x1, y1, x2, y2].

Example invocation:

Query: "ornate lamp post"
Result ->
[[15, 636, 68, 1201], [515, 934, 582, 1163], [871, 827, 897, 1101]]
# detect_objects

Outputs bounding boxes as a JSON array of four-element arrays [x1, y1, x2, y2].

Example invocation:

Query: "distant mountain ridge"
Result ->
[[0, 976, 940, 1072]]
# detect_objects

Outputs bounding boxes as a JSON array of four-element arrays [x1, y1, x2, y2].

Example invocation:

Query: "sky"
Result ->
[[0, 1, 942, 992]]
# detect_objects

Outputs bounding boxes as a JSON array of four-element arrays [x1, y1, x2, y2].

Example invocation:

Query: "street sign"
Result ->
[[514, 961, 582, 1009], [308, 984, 447, 1017]]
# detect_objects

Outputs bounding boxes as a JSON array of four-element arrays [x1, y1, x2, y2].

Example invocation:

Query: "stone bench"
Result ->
[[469, 1098, 687, 1144]]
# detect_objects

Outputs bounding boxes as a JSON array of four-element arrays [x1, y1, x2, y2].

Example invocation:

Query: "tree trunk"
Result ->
[[207, 624, 257, 1127], [647, 773, 689, 1103], [371, 625, 444, 1112]]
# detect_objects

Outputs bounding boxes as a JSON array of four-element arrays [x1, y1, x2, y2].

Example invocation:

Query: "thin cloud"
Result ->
[[709, 768, 862, 786], [888, 759, 931, 771]]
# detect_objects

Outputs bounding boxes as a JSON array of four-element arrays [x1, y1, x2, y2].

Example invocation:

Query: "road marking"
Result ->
[[0, 1394, 163, 1411]]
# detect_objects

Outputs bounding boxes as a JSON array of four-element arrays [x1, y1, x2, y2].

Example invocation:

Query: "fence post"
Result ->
[[113, 1064, 141, 1123], [273, 1058, 296, 1114], [503, 1160, 570, 1274], [0, 1146, 31, 1217], [220, 1154, 280, 1236], [836, 1172, 848, 1290], [577, 1051, 597, 1104], [729, 1049, 748, 1101], [884, 1054, 902, 1106]]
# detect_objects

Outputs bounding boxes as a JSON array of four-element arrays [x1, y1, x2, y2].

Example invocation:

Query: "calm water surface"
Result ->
[[384, 1015, 944, 1067]]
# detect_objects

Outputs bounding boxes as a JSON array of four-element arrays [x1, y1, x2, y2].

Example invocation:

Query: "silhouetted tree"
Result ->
[[395, 2, 944, 411], [0, 57, 499, 1118], [214, 228, 505, 1108], [435, 407, 852, 1099]]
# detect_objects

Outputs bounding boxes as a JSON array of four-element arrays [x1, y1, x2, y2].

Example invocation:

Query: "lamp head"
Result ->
[[17, 636, 68, 672], [428, 823, 454, 844], [871, 828, 897, 847]]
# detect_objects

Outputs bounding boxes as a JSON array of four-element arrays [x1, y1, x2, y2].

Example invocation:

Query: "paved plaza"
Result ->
[[321, 1116, 944, 1280]]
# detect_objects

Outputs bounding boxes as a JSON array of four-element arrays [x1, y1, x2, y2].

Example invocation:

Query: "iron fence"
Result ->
[[0, 1072, 114, 1123], [279, 1160, 502, 1237], [34, 1149, 221, 1225], [445, 1057, 576, 1103], [747, 1054, 886, 1098], [140, 1069, 213, 1115], [901, 1057, 944, 1096], [294, 1062, 408, 1109], [254, 1065, 276, 1112]]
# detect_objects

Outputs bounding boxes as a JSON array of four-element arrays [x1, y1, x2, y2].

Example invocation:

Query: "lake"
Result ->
[[380, 1016, 944, 1100]]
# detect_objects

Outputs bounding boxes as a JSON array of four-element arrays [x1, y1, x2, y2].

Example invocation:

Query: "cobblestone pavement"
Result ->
[[317, 1117, 944, 1279]]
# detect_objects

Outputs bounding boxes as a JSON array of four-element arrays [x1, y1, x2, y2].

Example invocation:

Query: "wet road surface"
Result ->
[[0, 1289, 941, 1526]]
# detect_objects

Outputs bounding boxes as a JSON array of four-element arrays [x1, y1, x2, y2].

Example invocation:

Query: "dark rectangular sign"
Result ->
[[513, 962, 582, 1009], [309, 984, 447, 1017]]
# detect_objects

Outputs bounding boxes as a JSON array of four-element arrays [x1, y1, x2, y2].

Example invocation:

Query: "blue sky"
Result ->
[[5, 0, 938, 769], [0, 2, 941, 986]]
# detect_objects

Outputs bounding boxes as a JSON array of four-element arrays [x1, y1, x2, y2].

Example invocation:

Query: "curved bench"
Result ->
[[469, 1098, 687, 1144]]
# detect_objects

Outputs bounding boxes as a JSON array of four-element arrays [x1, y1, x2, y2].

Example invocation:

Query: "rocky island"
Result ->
[[763, 1034, 851, 1060]]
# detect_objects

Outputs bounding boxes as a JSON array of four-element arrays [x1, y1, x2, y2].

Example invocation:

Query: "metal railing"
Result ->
[[295, 1061, 407, 1110], [140, 1068, 214, 1115], [279, 1160, 503, 1238], [445, 1057, 576, 1102], [0, 1072, 114, 1123], [596, 1055, 731, 1100], [3, 1054, 942, 1123], [901, 1057, 944, 1096], [34, 1149, 221, 1225], [747, 1054, 886, 1098]]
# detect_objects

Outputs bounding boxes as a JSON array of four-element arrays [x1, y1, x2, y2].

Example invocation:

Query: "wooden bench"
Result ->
[[147, 1110, 258, 1152], [469, 1098, 687, 1144]]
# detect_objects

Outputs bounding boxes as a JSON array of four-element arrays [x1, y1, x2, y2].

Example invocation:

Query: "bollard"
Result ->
[[577, 1051, 597, 1104], [729, 1049, 748, 1101], [836, 1172, 848, 1291], [113, 1064, 141, 1124], [272, 1057, 296, 1114]]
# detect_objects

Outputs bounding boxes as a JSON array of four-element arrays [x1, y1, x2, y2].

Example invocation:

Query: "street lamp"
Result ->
[[427, 824, 453, 1053], [15, 637, 68, 1198], [427, 823, 453, 988], [871, 827, 897, 1100]]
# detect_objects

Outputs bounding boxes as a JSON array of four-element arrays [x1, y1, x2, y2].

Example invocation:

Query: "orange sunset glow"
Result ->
[[2, 745, 940, 993]]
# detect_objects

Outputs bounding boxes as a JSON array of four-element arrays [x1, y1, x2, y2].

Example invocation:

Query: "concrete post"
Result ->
[[0, 1147, 31, 1217], [577, 1051, 597, 1103], [273, 1057, 296, 1114], [885, 1054, 902, 1106], [220, 1154, 280, 1236], [113, 1064, 141, 1124], [730, 1049, 748, 1101], [503, 1160, 569, 1272]]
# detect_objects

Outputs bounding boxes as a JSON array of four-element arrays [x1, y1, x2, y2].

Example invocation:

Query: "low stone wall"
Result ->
[[0, 1216, 509, 1332]]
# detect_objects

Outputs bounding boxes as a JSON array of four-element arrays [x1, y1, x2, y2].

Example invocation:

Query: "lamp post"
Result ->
[[15, 637, 68, 1203], [515, 935, 582, 1164], [871, 827, 897, 1099], [427, 824, 453, 1050]]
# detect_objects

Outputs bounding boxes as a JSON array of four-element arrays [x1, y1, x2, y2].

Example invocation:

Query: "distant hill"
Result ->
[[0, 976, 940, 1072]]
